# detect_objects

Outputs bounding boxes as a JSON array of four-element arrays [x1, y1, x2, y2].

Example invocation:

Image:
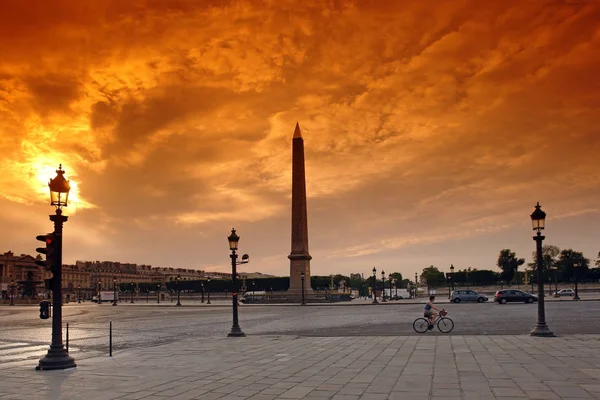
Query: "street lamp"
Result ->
[[130, 282, 135, 304], [573, 262, 581, 300], [227, 228, 249, 337], [529, 202, 554, 337], [388, 274, 393, 301], [77, 284, 81, 303], [393, 278, 398, 299], [300, 271, 306, 305], [36, 164, 76, 370], [371, 267, 379, 304], [175, 275, 182, 306], [157, 284, 161, 303], [97, 281, 101, 304], [415, 273, 418, 299], [112, 277, 118, 306], [449, 264, 455, 299], [381, 271, 386, 302], [207, 278, 211, 304], [9, 279, 15, 306], [201, 282, 205, 303]]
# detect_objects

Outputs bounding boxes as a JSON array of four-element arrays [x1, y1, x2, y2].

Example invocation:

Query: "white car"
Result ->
[[554, 289, 575, 297]]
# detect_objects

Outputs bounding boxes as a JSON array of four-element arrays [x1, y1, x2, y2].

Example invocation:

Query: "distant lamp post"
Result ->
[[529, 202, 555, 337], [415, 273, 418, 299], [157, 284, 161, 303], [175, 275, 182, 306], [573, 262, 581, 300], [36, 164, 76, 371], [381, 271, 386, 302], [227, 228, 249, 337], [201, 282, 205, 303], [393, 279, 398, 299], [450, 264, 455, 297], [9, 279, 15, 306], [300, 271, 306, 305], [130, 282, 135, 304], [98, 281, 101, 304], [112, 277, 118, 306], [388, 274, 393, 300], [371, 268, 379, 304], [77, 284, 81, 303], [207, 278, 211, 304]]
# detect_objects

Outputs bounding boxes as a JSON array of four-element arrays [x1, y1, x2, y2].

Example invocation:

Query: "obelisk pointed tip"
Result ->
[[293, 122, 302, 139]]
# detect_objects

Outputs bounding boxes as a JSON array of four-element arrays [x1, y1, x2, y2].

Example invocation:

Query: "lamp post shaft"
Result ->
[[371, 272, 379, 304], [574, 265, 580, 300], [37, 212, 76, 370], [530, 232, 554, 337], [228, 251, 245, 337]]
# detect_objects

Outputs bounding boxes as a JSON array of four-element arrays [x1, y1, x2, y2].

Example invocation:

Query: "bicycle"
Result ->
[[413, 309, 454, 333]]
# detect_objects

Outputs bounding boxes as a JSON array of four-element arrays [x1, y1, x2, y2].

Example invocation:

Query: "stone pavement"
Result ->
[[1, 334, 600, 400]]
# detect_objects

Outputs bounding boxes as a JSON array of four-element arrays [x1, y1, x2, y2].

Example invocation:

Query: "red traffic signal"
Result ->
[[35, 233, 56, 270]]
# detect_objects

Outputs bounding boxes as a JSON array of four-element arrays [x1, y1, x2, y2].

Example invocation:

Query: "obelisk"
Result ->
[[288, 122, 313, 296]]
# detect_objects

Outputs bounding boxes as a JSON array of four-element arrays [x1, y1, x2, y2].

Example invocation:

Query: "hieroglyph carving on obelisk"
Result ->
[[288, 122, 313, 295]]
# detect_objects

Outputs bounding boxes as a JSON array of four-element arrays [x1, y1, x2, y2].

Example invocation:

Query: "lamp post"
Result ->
[[393, 278, 397, 300], [9, 279, 15, 306], [573, 262, 581, 300], [77, 284, 81, 303], [97, 281, 101, 304], [36, 164, 76, 370], [371, 268, 379, 304], [112, 277, 118, 306], [381, 271, 386, 302], [300, 271, 306, 305], [415, 273, 418, 299], [201, 282, 205, 303], [529, 202, 555, 337], [227, 228, 249, 337], [449, 264, 455, 298], [130, 282, 135, 304], [175, 275, 182, 306], [157, 284, 161, 303], [388, 274, 393, 300], [207, 278, 211, 304]]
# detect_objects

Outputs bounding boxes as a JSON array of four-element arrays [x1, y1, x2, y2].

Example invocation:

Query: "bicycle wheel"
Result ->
[[413, 318, 430, 333], [437, 317, 454, 333]]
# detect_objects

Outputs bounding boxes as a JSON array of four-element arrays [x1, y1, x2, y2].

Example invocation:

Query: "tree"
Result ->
[[556, 249, 590, 281], [420, 265, 446, 289], [497, 249, 525, 284], [389, 272, 403, 282], [595, 251, 600, 268], [531, 244, 560, 270]]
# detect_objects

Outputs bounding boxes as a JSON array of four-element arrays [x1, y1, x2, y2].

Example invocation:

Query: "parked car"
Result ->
[[494, 290, 537, 304], [554, 289, 575, 297], [451, 290, 488, 303]]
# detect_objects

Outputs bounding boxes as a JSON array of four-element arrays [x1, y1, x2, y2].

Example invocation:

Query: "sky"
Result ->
[[1, 0, 599, 279]]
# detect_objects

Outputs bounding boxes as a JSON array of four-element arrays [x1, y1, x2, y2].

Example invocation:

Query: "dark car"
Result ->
[[494, 289, 538, 304]]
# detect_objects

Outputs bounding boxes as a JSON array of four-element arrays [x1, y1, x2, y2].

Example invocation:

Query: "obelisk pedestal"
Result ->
[[287, 123, 314, 297]]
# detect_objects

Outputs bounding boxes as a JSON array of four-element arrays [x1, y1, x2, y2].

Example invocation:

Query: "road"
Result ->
[[1, 299, 598, 367]]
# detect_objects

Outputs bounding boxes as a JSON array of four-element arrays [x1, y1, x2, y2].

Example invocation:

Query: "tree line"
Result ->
[[418, 246, 600, 288]]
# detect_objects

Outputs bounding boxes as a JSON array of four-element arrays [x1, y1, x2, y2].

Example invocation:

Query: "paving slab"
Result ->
[[1, 335, 600, 399]]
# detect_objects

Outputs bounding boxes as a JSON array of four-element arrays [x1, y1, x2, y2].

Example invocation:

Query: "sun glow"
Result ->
[[30, 159, 93, 213]]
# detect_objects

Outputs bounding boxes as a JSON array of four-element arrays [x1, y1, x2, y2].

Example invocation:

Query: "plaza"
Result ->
[[1, 301, 600, 399]]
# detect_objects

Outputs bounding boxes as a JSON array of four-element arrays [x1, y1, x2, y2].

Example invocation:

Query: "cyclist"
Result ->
[[424, 295, 442, 329]]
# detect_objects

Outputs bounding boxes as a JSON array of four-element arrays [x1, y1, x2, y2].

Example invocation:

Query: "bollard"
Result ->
[[66, 323, 69, 352], [109, 321, 112, 357]]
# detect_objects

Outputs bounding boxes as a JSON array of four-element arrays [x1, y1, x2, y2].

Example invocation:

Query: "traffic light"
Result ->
[[35, 233, 56, 271], [39, 300, 50, 319]]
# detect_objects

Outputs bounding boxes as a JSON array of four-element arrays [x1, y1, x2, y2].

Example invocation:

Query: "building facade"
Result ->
[[1, 251, 233, 301]]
